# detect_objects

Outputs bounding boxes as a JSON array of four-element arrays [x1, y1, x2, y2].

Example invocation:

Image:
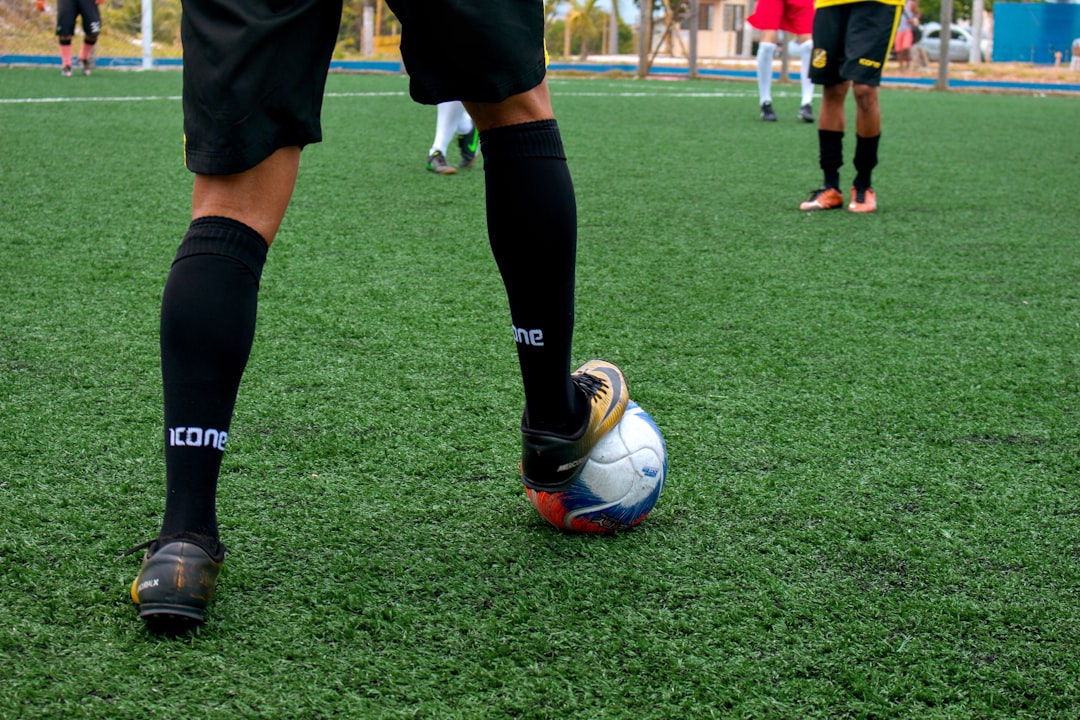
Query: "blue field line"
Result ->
[[4, 54, 1079, 94], [331, 59, 405, 73], [0, 54, 182, 68], [0, 54, 400, 73], [548, 60, 1080, 93], [549, 61, 758, 81]]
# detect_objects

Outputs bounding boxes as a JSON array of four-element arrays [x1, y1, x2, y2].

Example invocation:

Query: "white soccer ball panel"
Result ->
[[576, 401, 667, 507]]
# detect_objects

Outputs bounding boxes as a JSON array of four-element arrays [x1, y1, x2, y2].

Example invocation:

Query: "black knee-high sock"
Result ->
[[481, 119, 581, 435], [819, 129, 844, 190], [853, 133, 881, 192], [158, 217, 267, 548]]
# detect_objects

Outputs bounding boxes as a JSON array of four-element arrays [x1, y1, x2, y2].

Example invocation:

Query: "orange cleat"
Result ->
[[799, 186, 844, 211], [847, 187, 877, 213]]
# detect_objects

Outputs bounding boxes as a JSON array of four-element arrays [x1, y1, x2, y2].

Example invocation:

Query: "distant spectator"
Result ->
[[894, 0, 921, 71], [46, 0, 103, 76]]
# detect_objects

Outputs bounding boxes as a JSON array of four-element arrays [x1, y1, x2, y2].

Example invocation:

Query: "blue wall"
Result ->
[[993, 3, 1080, 63]]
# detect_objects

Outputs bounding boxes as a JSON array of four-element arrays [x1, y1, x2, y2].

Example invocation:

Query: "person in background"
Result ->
[[747, 0, 817, 122], [41, 0, 102, 76], [798, 0, 903, 213], [427, 100, 481, 174], [894, 0, 921, 71]]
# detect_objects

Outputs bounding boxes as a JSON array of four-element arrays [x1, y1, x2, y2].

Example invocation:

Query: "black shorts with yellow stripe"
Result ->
[[182, 0, 547, 176], [809, 1, 901, 87]]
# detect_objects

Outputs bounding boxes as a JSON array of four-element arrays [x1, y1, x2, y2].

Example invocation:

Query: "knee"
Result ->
[[464, 82, 553, 132], [852, 83, 877, 108], [822, 82, 849, 103]]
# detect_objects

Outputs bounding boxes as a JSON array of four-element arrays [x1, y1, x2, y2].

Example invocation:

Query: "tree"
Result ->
[[918, 0, 996, 24], [102, 0, 181, 45], [562, 0, 607, 58]]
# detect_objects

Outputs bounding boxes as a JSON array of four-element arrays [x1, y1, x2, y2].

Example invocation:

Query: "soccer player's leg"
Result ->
[[455, 110, 480, 170], [849, 82, 881, 212], [840, 2, 894, 212], [79, 33, 97, 75], [55, 0, 76, 75], [388, 0, 629, 490], [800, 82, 847, 210], [58, 37, 74, 75], [132, 153, 287, 634], [747, 0, 781, 120], [756, 33, 778, 120], [129, 0, 342, 633], [428, 101, 461, 174], [796, 36, 815, 121], [799, 6, 849, 210], [77, 0, 101, 75], [466, 85, 628, 490], [785, 0, 817, 120], [444, 33, 629, 489]]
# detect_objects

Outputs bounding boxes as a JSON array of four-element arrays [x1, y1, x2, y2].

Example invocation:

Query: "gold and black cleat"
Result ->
[[520, 360, 628, 492]]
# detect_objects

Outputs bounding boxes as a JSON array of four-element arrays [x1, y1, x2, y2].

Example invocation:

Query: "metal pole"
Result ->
[[141, 0, 152, 70]]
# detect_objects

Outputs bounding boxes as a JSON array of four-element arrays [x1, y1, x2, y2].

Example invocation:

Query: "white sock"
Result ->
[[430, 100, 465, 156], [455, 110, 474, 137], [757, 42, 776, 105], [799, 40, 814, 106]]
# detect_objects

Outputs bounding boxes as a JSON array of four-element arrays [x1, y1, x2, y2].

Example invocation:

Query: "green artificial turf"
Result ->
[[1, 67, 1078, 718]]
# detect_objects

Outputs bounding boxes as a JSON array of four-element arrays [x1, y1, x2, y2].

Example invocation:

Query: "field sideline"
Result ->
[[1, 67, 1078, 718]]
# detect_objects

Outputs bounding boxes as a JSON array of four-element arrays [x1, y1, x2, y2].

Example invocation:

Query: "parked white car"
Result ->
[[917, 22, 991, 62]]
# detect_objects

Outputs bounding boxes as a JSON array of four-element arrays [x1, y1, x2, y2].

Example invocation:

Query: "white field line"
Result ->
[[0, 88, 757, 105]]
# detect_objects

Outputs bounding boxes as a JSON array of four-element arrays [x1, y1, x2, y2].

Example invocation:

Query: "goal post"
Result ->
[[141, 0, 153, 69]]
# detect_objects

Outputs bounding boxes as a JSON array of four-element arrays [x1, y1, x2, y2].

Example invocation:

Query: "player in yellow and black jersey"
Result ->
[[799, 0, 903, 213]]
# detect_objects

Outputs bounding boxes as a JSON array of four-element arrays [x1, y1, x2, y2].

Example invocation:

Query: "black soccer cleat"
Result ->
[[457, 127, 480, 169], [129, 539, 224, 634], [798, 103, 814, 123], [760, 101, 777, 122], [520, 360, 629, 492]]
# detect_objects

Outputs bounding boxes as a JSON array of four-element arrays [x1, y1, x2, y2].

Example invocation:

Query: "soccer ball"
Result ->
[[525, 401, 667, 534]]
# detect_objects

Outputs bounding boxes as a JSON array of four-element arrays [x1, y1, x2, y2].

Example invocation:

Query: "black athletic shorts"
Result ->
[[56, 0, 101, 37], [809, 2, 901, 87], [386, 0, 547, 106], [180, 0, 342, 175], [182, 0, 547, 176]]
